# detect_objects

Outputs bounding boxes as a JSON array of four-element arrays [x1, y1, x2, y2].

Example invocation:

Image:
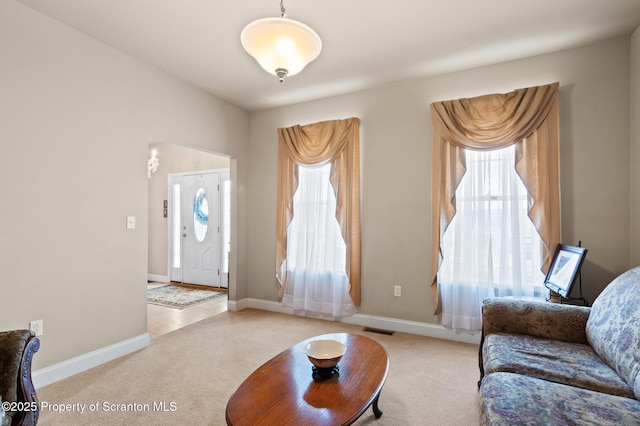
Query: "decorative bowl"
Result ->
[[303, 339, 346, 369]]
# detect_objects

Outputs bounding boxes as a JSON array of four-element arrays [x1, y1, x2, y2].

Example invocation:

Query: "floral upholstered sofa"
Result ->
[[479, 267, 640, 425]]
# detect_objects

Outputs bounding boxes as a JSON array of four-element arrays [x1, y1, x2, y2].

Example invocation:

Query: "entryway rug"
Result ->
[[147, 284, 226, 309]]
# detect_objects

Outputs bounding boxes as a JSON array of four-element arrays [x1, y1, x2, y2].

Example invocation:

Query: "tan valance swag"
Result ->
[[430, 83, 561, 314], [276, 117, 361, 306]]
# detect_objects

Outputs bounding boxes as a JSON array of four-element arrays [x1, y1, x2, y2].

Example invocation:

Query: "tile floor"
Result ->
[[147, 283, 228, 338]]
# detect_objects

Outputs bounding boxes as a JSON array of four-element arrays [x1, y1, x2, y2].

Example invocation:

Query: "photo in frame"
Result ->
[[544, 244, 588, 299]]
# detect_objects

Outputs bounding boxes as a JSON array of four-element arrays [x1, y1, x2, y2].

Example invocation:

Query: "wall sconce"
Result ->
[[147, 148, 159, 178]]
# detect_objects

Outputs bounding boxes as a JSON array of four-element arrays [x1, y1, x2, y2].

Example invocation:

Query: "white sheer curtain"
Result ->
[[281, 163, 358, 318], [438, 145, 545, 331]]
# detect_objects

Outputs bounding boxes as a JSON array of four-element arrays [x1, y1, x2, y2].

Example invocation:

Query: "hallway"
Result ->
[[147, 283, 228, 338]]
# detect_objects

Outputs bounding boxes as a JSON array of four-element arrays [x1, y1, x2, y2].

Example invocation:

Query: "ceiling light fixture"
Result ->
[[241, 0, 322, 83]]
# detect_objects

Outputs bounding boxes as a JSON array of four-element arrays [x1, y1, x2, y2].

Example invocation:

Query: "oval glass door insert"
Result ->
[[193, 187, 209, 242]]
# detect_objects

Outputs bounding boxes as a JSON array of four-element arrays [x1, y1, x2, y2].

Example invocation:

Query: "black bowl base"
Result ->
[[311, 365, 339, 380]]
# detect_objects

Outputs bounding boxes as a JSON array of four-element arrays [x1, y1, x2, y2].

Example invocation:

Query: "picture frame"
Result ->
[[544, 244, 588, 299]]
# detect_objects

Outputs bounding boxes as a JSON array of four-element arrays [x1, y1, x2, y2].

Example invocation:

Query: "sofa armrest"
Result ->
[[482, 298, 591, 344], [0, 331, 32, 405], [0, 330, 39, 426]]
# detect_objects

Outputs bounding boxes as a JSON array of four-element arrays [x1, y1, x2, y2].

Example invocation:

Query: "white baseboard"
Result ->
[[229, 298, 481, 345], [226, 298, 250, 312], [341, 313, 480, 345], [33, 333, 151, 389], [147, 274, 169, 283]]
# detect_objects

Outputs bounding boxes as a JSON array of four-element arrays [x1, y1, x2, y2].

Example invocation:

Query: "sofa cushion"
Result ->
[[481, 372, 640, 426], [586, 267, 640, 398], [483, 332, 634, 398]]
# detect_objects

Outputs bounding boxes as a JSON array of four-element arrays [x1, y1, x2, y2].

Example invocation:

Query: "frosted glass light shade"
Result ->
[[241, 17, 321, 81]]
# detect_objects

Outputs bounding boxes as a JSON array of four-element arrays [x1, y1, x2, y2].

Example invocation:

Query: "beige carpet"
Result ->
[[37, 309, 481, 425]]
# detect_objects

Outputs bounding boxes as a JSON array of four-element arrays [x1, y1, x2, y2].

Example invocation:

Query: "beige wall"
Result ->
[[247, 36, 633, 323], [0, 1, 248, 369], [3, 0, 638, 373], [631, 27, 640, 266], [147, 143, 230, 278]]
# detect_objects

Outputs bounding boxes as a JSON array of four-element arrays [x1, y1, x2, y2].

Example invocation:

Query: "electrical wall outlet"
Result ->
[[394, 285, 402, 297], [30, 319, 43, 336]]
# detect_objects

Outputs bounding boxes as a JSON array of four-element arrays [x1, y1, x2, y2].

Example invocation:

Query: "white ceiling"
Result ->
[[18, 0, 640, 112]]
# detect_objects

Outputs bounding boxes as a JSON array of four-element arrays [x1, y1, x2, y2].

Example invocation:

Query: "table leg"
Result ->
[[372, 392, 383, 418]]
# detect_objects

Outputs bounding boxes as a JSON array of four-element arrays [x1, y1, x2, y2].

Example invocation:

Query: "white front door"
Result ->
[[180, 172, 221, 286]]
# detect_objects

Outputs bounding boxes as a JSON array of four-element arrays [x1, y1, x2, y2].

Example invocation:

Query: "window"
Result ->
[[438, 145, 545, 330], [275, 118, 361, 318], [281, 163, 356, 317], [171, 184, 181, 269], [430, 83, 561, 332], [286, 163, 346, 274], [222, 178, 231, 275]]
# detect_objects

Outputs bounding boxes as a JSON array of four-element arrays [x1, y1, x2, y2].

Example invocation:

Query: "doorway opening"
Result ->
[[147, 143, 232, 338]]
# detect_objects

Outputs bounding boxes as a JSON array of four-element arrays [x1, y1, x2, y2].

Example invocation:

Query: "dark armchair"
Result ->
[[0, 330, 40, 426]]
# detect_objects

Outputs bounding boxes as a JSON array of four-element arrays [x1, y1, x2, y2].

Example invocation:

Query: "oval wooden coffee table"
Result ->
[[226, 332, 389, 425]]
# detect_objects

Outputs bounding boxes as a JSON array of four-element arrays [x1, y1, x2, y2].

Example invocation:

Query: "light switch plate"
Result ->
[[126, 216, 136, 229]]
